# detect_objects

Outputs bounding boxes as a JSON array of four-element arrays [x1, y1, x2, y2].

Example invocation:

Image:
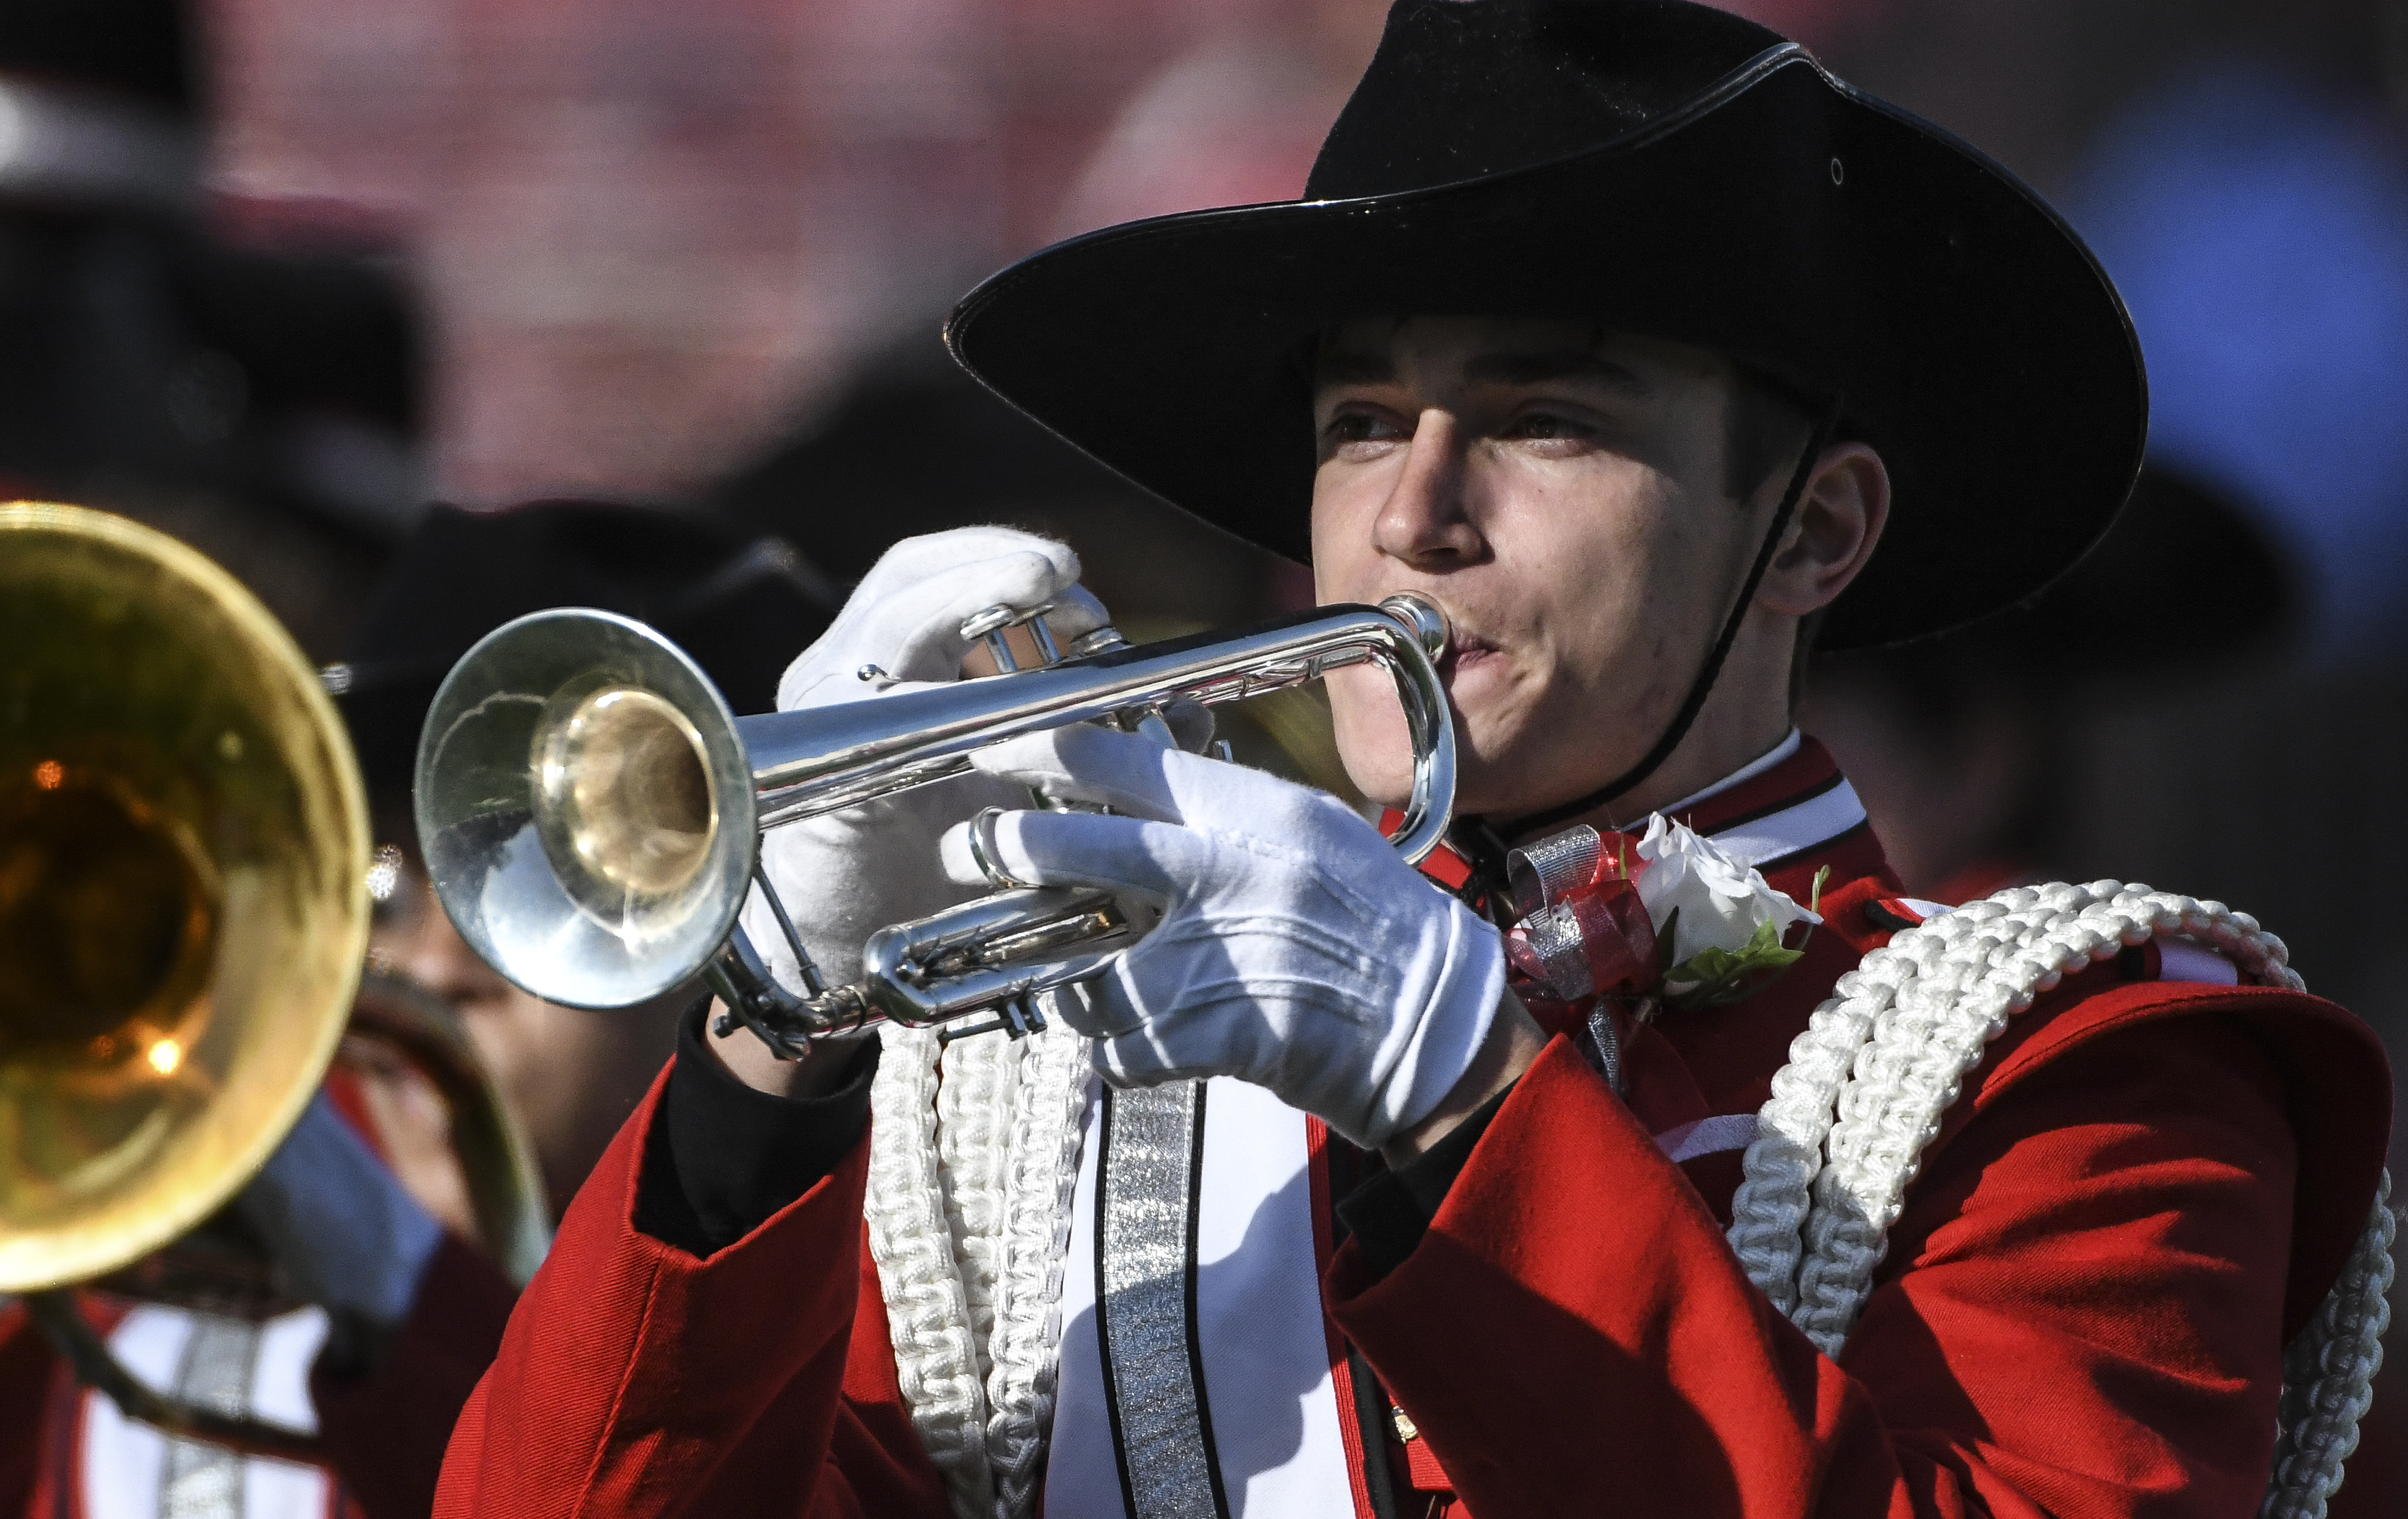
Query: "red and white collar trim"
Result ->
[[1662, 733, 1868, 873], [1406, 735, 1874, 895], [1658, 728, 1803, 814]]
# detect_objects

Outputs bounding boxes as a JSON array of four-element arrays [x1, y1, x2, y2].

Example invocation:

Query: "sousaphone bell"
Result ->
[[0, 503, 548, 1462]]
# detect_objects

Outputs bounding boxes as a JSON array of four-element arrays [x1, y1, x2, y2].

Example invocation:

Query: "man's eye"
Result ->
[[1326, 410, 1405, 445], [1505, 412, 1593, 442]]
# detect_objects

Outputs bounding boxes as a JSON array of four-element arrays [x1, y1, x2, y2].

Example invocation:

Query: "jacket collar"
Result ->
[[1663, 732, 1871, 879], [1413, 732, 1877, 908]]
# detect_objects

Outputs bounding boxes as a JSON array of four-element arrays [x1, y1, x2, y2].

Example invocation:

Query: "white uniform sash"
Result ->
[[1047, 1079, 1355, 1518], [78, 1304, 331, 1519]]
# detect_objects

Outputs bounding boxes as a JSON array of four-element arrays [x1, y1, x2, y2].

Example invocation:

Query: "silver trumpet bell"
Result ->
[[412, 594, 1454, 1050]]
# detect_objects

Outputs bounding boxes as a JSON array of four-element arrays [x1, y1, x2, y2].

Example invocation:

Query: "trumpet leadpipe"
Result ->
[[745, 596, 1453, 857]]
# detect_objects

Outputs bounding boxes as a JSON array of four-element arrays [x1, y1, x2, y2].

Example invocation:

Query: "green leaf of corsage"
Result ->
[[1659, 916, 1805, 1009]]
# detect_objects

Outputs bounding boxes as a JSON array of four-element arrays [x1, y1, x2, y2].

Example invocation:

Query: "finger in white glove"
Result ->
[[743, 527, 1109, 996], [776, 528, 1106, 707], [234, 1092, 444, 1328], [937, 724, 1505, 1149]]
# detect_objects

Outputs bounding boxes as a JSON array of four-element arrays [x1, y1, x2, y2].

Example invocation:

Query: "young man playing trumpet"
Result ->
[[435, 2, 2393, 1516]]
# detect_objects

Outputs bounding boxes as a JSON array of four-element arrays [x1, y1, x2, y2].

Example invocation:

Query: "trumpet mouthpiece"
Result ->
[[1378, 592, 1450, 661]]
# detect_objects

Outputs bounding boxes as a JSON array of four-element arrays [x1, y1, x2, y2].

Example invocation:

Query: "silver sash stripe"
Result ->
[[1095, 1082, 1231, 1519], [160, 1314, 261, 1519]]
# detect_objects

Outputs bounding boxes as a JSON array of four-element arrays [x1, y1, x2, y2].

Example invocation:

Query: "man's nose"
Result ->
[[397, 883, 513, 1005], [1372, 408, 1484, 570]]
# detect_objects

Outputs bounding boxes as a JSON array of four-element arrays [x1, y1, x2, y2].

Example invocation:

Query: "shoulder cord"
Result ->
[[985, 1014, 1093, 1519], [1726, 881, 2395, 1519], [936, 1028, 1022, 1392], [1488, 399, 1842, 846], [867, 1026, 997, 1517], [867, 1016, 1093, 1519]]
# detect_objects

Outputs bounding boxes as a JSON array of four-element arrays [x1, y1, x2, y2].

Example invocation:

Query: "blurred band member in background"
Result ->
[[0, 501, 838, 1519], [1803, 466, 2294, 902], [331, 502, 842, 1224], [0, 0, 427, 660]]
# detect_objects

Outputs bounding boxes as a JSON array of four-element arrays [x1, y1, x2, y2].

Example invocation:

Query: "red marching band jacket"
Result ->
[[428, 737, 2390, 1519]]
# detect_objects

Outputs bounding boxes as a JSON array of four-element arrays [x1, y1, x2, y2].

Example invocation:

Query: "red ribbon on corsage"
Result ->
[[1501, 824, 1657, 1004]]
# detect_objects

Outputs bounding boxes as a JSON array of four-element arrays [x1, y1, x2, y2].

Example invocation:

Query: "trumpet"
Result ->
[[412, 593, 1454, 1051], [1, 503, 549, 1463]]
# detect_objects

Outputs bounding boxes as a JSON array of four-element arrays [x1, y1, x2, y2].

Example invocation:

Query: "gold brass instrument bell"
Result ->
[[0, 503, 549, 1462], [413, 588, 1457, 1055], [1, 501, 364, 1455]]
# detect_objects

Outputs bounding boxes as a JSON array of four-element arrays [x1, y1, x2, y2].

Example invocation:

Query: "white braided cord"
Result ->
[[1729, 881, 2392, 1516], [1725, 957, 1898, 1318], [937, 1032, 1022, 1388], [867, 1014, 1093, 1519], [984, 1009, 1096, 1519], [2262, 1173, 2396, 1519], [868, 1027, 996, 1519]]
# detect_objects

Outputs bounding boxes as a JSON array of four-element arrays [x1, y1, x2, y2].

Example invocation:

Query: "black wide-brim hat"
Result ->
[[946, 0, 2145, 650]]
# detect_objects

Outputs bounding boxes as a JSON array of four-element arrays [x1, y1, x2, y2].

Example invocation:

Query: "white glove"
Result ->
[[738, 527, 1108, 994], [235, 1092, 444, 1328], [938, 723, 1506, 1148]]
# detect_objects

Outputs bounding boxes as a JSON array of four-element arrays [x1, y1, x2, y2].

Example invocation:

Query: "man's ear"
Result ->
[[1756, 441, 1890, 617]]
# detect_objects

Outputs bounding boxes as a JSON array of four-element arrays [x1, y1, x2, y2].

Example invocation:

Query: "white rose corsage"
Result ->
[[1634, 815, 1823, 1008]]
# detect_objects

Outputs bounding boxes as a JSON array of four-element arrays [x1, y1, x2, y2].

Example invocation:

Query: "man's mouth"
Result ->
[[1442, 630, 1503, 681]]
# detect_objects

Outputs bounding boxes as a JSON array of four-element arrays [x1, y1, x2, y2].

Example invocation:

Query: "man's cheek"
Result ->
[[1324, 663, 1415, 806], [1306, 489, 1381, 601]]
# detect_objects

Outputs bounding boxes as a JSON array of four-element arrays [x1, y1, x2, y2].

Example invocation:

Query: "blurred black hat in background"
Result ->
[[0, 0, 196, 114], [0, 0, 428, 591], [1800, 463, 2292, 900], [709, 341, 1284, 630], [712, 345, 1147, 580], [1881, 464, 2294, 678], [331, 501, 844, 789]]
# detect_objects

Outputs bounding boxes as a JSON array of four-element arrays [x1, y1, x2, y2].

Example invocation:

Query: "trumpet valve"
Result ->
[[959, 599, 1082, 674]]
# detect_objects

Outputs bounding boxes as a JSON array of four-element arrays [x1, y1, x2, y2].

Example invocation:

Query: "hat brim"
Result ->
[[947, 52, 2144, 651]]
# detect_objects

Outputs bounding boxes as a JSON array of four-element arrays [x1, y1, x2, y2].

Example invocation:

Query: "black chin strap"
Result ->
[[1474, 399, 1843, 855]]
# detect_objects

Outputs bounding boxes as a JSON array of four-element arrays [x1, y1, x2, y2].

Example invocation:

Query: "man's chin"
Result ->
[[1429, 742, 1575, 824], [1338, 722, 1501, 814], [1332, 677, 1550, 818]]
